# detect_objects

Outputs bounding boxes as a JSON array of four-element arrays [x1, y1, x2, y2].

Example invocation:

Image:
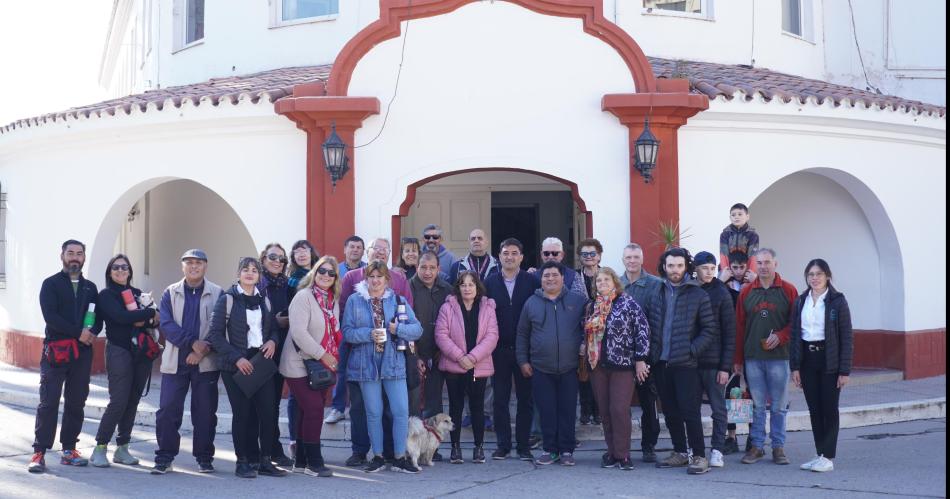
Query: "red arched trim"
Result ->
[[328, 0, 657, 96], [390, 167, 594, 263]]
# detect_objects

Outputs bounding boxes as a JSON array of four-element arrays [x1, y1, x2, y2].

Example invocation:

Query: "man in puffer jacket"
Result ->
[[645, 248, 718, 475], [693, 251, 736, 469], [516, 262, 586, 467]]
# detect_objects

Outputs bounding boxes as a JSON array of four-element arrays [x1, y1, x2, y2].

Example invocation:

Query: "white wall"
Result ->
[[750, 172, 882, 329], [0, 101, 307, 333], [823, 0, 946, 106], [678, 96, 946, 332], [348, 1, 633, 265]]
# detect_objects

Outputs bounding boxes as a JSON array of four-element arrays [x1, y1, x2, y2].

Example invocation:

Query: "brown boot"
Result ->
[[772, 447, 790, 465], [741, 447, 765, 464]]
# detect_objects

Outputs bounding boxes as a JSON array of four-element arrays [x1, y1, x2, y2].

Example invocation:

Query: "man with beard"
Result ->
[[29, 240, 103, 473]]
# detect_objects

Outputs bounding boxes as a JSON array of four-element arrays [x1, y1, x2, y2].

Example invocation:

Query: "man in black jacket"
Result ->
[[646, 248, 718, 475], [694, 251, 736, 468], [29, 240, 103, 473], [485, 238, 539, 461]]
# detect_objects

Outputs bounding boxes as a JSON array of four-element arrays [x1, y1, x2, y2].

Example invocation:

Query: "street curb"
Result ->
[[1, 387, 944, 441]]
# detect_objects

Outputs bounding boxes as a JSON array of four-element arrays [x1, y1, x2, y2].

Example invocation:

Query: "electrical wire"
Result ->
[[355, 2, 412, 148], [847, 0, 882, 94]]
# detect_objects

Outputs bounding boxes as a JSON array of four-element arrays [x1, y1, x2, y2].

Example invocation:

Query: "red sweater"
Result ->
[[733, 272, 799, 364]]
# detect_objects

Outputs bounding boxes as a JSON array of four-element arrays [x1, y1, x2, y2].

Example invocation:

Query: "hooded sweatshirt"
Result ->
[[515, 287, 587, 375]]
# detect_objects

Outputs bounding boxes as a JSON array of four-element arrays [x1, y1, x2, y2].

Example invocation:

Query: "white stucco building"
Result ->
[[0, 0, 945, 377]]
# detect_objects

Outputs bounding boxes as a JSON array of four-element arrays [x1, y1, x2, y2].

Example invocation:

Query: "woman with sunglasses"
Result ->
[[280, 256, 342, 477], [208, 257, 285, 478], [396, 237, 422, 280], [435, 271, 499, 464], [575, 239, 602, 426], [89, 255, 161, 468], [257, 243, 295, 467], [342, 261, 423, 474], [790, 259, 853, 473]]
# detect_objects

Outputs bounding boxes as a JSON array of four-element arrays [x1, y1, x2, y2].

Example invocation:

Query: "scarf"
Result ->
[[370, 297, 385, 353], [242, 292, 263, 311], [584, 292, 616, 369], [257, 271, 288, 298], [311, 285, 341, 361], [288, 267, 309, 290]]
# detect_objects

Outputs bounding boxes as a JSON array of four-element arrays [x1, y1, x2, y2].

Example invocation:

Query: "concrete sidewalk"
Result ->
[[0, 361, 944, 442]]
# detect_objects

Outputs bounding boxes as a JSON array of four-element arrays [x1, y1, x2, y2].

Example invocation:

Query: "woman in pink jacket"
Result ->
[[436, 270, 499, 465]]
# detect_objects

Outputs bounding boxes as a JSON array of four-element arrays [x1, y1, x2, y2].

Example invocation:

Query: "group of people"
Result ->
[[28, 203, 853, 479]]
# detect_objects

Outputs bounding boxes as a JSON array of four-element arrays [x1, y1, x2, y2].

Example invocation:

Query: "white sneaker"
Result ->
[[709, 449, 724, 468], [325, 408, 345, 424], [810, 456, 834, 472], [800, 455, 822, 470]]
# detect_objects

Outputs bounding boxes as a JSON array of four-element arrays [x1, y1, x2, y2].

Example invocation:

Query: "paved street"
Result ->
[[0, 401, 943, 499]]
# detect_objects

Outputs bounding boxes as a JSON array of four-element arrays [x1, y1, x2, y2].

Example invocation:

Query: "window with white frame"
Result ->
[[280, 0, 338, 22], [643, 0, 711, 18], [0, 185, 7, 288], [174, 0, 204, 50], [782, 0, 815, 41]]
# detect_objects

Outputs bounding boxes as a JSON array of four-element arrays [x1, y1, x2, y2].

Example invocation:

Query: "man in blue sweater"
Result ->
[[485, 238, 539, 461], [517, 261, 586, 467]]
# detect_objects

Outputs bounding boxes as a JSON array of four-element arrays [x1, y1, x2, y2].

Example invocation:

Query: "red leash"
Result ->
[[423, 423, 444, 444]]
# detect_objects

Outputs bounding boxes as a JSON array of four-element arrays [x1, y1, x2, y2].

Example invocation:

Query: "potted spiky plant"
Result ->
[[654, 221, 692, 250]]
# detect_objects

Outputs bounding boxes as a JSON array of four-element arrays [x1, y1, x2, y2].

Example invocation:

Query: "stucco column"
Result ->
[[603, 81, 708, 265], [276, 92, 379, 255]]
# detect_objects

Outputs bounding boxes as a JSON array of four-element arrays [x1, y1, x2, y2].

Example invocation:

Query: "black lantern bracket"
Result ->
[[322, 121, 351, 191]]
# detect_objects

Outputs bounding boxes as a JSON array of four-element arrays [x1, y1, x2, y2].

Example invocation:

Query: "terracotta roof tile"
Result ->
[[2, 58, 943, 135]]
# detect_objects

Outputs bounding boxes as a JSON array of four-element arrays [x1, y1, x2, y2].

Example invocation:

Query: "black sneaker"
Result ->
[[364, 456, 386, 473], [450, 445, 463, 464], [579, 414, 591, 425], [492, 449, 510, 460], [529, 435, 542, 450], [473, 446, 486, 464], [393, 457, 420, 474], [619, 457, 635, 470], [271, 454, 294, 468], [151, 462, 172, 475], [642, 447, 657, 463], [601, 453, 619, 468], [722, 437, 740, 455], [197, 461, 215, 473], [432, 450, 443, 462], [235, 461, 256, 479], [346, 453, 367, 467], [258, 460, 288, 477], [592, 415, 602, 425], [517, 450, 534, 461]]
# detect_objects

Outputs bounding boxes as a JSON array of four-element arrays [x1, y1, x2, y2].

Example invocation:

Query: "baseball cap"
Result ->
[[181, 249, 208, 262]]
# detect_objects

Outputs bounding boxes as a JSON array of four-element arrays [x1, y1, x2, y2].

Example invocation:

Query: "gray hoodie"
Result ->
[[515, 287, 587, 375]]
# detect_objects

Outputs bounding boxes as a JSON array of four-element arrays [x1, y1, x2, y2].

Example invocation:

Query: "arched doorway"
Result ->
[[91, 179, 257, 293], [393, 168, 592, 269], [750, 168, 905, 369]]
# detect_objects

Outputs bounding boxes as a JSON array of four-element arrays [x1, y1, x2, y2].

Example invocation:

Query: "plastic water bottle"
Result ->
[[82, 304, 96, 329], [395, 303, 409, 351]]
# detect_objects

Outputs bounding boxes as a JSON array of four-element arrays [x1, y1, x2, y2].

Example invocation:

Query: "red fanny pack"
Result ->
[[44, 338, 80, 367], [134, 332, 162, 362]]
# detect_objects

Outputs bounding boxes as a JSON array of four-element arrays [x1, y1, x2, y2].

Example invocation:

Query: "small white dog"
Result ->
[[406, 414, 454, 470]]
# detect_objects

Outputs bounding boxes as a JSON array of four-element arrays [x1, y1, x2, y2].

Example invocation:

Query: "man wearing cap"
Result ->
[[152, 249, 223, 474], [693, 251, 736, 468]]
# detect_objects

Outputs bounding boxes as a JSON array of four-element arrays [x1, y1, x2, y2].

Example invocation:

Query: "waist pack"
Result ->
[[44, 338, 80, 367], [133, 331, 162, 362]]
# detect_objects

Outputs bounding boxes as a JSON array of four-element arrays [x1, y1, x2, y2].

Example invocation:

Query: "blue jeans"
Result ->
[[745, 359, 790, 449], [331, 343, 350, 412], [360, 379, 409, 457]]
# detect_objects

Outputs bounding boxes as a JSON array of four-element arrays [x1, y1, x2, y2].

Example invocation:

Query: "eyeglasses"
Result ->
[[806, 272, 826, 278], [423, 234, 441, 240], [110, 264, 130, 271], [579, 251, 598, 258], [542, 251, 561, 257], [266, 253, 288, 264], [316, 268, 337, 277]]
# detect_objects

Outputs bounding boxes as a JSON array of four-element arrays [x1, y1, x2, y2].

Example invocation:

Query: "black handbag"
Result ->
[[294, 340, 336, 391]]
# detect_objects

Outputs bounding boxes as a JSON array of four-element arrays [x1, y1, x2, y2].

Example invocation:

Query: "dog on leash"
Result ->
[[406, 414, 454, 470]]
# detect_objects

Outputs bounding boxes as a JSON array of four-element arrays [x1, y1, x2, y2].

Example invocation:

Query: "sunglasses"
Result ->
[[579, 251, 598, 258], [110, 264, 130, 271], [266, 253, 288, 264], [316, 268, 337, 277], [423, 234, 441, 240], [542, 251, 561, 257]]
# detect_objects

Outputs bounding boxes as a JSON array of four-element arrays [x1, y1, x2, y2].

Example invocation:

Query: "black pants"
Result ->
[[222, 369, 278, 462], [33, 346, 93, 452], [268, 370, 287, 456], [655, 362, 705, 458], [492, 346, 533, 452], [446, 373, 487, 446], [532, 370, 578, 454], [578, 367, 599, 419], [96, 344, 151, 445], [422, 358, 445, 418], [635, 370, 661, 452], [154, 367, 219, 464], [800, 343, 841, 459]]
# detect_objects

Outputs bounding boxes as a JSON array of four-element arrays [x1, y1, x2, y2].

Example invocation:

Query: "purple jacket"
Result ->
[[435, 295, 498, 378], [585, 293, 650, 369], [339, 266, 414, 317]]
